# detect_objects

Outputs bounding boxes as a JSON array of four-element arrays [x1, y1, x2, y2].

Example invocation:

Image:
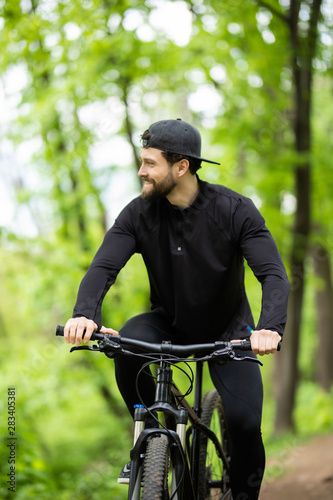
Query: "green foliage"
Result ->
[[0, 0, 332, 496], [295, 382, 333, 434], [0, 319, 131, 499]]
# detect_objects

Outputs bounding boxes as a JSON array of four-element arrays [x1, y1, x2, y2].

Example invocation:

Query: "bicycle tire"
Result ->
[[197, 390, 232, 500], [141, 435, 170, 500]]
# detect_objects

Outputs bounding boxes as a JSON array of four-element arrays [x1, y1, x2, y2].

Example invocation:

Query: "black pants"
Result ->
[[114, 312, 265, 500]]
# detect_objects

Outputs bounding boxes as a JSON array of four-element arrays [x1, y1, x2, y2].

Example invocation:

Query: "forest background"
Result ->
[[0, 0, 332, 498]]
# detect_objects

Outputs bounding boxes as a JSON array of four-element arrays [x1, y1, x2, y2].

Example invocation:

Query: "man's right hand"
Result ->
[[64, 317, 99, 345]]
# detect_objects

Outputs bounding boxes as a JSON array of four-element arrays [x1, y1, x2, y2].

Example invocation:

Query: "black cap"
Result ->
[[141, 118, 220, 165]]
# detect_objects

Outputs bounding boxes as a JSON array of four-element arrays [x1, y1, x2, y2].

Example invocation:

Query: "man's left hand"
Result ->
[[250, 329, 281, 355]]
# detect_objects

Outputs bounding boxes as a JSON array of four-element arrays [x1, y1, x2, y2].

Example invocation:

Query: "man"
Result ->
[[64, 118, 290, 499]]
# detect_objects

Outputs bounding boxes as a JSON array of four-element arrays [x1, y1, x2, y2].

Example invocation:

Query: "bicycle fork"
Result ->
[[127, 362, 191, 499]]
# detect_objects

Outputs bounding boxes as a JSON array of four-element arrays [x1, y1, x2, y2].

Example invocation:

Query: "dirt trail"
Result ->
[[260, 433, 333, 499]]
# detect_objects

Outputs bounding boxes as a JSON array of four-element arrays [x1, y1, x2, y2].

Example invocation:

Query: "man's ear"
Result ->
[[176, 158, 190, 178]]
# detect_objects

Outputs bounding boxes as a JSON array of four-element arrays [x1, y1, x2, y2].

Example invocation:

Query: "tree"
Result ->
[[257, 0, 323, 433], [312, 243, 333, 390], [311, 74, 333, 390]]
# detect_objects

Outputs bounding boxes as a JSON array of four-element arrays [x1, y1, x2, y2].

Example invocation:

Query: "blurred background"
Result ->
[[0, 0, 332, 498]]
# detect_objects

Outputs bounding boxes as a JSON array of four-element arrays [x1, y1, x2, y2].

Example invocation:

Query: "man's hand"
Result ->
[[250, 329, 281, 355], [64, 317, 119, 345]]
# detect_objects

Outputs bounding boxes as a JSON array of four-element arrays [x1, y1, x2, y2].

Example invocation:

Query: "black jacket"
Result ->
[[73, 179, 290, 341]]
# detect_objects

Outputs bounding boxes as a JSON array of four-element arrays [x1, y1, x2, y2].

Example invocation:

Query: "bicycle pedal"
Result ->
[[118, 461, 144, 486], [118, 462, 131, 484]]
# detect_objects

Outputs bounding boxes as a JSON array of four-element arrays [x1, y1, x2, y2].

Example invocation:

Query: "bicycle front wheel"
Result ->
[[197, 390, 232, 500], [141, 435, 170, 500]]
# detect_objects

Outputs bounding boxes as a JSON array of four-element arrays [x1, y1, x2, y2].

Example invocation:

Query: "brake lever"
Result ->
[[211, 348, 263, 366], [69, 337, 123, 356], [211, 347, 236, 362], [233, 355, 263, 366], [99, 338, 122, 351], [70, 344, 101, 353]]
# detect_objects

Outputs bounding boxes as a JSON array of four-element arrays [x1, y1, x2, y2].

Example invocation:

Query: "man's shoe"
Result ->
[[118, 461, 131, 484]]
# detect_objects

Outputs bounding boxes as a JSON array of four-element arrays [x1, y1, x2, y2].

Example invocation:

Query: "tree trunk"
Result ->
[[274, 0, 322, 434], [313, 244, 333, 391], [275, 266, 305, 431]]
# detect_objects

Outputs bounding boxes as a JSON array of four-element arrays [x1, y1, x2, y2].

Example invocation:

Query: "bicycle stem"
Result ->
[[155, 362, 173, 403]]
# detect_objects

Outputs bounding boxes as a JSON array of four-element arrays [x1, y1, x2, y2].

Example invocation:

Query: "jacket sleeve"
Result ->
[[73, 202, 137, 328], [233, 197, 290, 336]]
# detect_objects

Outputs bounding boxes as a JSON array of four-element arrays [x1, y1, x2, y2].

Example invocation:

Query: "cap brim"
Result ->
[[163, 148, 220, 165], [199, 157, 220, 165]]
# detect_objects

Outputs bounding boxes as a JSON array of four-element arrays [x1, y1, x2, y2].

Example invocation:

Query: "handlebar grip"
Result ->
[[56, 325, 64, 336], [234, 340, 282, 351], [55, 325, 101, 341], [237, 340, 252, 351]]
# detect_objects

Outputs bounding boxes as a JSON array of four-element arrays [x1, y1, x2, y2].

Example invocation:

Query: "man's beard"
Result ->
[[141, 171, 176, 202]]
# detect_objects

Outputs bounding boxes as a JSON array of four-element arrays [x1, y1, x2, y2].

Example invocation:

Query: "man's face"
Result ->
[[138, 148, 177, 202]]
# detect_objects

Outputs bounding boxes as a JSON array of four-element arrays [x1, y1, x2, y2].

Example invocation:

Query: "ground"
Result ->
[[260, 433, 333, 499]]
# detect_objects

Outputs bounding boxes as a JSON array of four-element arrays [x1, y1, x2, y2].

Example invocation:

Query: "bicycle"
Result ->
[[56, 326, 263, 500]]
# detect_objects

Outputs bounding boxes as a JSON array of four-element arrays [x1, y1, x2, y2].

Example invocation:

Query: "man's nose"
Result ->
[[138, 164, 146, 177]]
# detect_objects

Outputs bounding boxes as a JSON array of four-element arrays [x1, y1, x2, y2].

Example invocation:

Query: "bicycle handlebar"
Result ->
[[55, 325, 272, 355]]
